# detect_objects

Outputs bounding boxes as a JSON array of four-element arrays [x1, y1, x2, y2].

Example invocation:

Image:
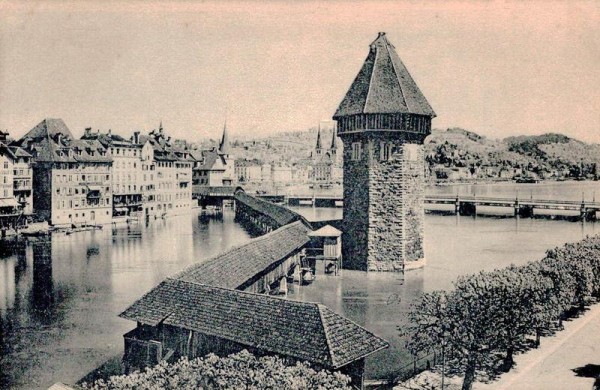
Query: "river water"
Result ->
[[2, 182, 600, 388]]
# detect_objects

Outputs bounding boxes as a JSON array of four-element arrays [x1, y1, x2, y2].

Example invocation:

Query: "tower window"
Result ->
[[380, 142, 392, 161], [351, 142, 362, 161]]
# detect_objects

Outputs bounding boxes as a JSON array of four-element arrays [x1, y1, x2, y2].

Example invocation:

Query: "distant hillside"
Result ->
[[225, 126, 600, 181], [426, 129, 600, 179]]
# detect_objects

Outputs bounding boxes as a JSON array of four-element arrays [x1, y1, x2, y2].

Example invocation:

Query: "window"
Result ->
[[351, 142, 362, 161], [3, 161, 8, 169], [380, 142, 392, 161]]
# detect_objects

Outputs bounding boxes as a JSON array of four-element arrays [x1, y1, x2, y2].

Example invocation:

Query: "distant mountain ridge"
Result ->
[[426, 128, 600, 180]]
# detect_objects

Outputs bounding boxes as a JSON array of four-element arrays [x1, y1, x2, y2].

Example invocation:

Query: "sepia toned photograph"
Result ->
[[0, 1, 599, 389]]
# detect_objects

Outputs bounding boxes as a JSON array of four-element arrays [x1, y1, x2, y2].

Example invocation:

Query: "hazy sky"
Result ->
[[1, 1, 598, 143]]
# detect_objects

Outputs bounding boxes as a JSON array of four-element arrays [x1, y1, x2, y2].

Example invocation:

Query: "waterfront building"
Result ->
[[81, 128, 143, 218], [192, 148, 228, 187], [333, 33, 435, 271], [120, 219, 387, 389], [120, 279, 387, 389], [15, 118, 113, 226], [0, 141, 23, 230], [141, 124, 193, 217], [10, 146, 33, 215], [234, 158, 263, 183]]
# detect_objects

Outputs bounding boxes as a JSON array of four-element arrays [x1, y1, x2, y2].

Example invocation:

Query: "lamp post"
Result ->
[[439, 294, 448, 390]]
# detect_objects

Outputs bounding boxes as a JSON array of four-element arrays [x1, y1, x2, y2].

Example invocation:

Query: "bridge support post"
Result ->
[[458, 202, 476, 217], [581, 206, 597, 222], [518, 205, 534, 218], [454, 196, 460, 215]]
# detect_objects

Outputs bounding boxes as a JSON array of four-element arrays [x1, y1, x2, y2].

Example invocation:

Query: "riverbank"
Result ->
[[394, 302, 600, 390]]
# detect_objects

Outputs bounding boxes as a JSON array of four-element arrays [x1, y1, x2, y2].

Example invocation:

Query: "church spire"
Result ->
[[219, 119, 231, 155], [315, 124, 323, 154], [330, 123, 338, 150]]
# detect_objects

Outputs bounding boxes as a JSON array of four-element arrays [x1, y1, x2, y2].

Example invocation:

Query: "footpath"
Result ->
[[395, 303, 600, 390]]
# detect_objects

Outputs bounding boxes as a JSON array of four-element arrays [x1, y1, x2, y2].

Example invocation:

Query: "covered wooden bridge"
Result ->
[[120, 279, 388, 389]]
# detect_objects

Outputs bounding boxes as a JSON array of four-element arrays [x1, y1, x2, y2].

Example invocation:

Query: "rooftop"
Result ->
[[119, 278, 389, 369], [175, 221, 310, 289], [234, 192, 309, 227], [333, 32, 435, 119]]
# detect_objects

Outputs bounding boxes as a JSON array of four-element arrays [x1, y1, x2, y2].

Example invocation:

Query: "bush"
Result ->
[[81, 350, 351, 390]]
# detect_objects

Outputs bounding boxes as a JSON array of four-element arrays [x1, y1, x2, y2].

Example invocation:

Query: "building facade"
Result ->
[[333, 33, 435, 271], [82, 128, 143, 218], [16, 118, 113, 226]]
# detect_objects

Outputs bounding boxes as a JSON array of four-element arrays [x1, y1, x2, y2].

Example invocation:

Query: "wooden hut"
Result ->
[[307, 224, 343, 275]]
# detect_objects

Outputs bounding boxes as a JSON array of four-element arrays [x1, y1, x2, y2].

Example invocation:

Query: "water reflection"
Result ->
[[1, 190, 600, 387], [0, 209, 252, 389]]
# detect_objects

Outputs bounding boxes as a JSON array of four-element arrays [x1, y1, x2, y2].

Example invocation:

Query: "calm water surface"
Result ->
[[2, 182, 600, 388]]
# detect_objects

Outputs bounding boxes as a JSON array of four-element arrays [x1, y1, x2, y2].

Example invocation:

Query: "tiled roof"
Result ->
[[16, 119, 111, 163], [194, 148, 225, 170], [175, 221, 310, 289], [334, 32, 435, 118], [20, 118, 73, 142], [234, 192, 307, 227], [119, 278, 389, 369]]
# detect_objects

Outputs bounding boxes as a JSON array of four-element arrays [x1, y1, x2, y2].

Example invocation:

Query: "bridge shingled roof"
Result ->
[[174, 221, 310, 289], [234, 191, 309, 227], [119, 278, 389, 369]]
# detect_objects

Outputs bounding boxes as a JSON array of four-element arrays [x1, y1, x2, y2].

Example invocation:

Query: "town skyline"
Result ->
[[1, 1, 599, 142]]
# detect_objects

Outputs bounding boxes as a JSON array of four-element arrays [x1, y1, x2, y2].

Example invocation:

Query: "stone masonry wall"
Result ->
[[341, 133, 425, 272], [341, 134, 370, 271]]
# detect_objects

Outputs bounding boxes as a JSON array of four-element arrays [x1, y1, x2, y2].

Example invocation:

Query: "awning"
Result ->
[[0, 198, 21, 208], [308, 225, 342, 238]]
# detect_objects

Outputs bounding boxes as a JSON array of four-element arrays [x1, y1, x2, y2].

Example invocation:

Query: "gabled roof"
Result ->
[[234, 192, 309, 227], [333, 32, 435, 119], [175, 221, 310, 289], [194, 148, 226, 170], [119, 278, 389, 369]]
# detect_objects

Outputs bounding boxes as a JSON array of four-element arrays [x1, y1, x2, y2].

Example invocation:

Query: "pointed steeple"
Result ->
[[330, 124, 338, 150], [219, 120, 231, 155], [333, 32, 435, 119], [315, 124, 323, 154]]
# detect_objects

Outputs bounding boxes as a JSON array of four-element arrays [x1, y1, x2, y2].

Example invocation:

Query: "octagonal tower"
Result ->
[[333, 32, 435, 271]]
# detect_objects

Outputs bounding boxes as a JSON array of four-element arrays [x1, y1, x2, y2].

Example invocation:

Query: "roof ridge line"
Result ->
[[363, 44, 378, 114], [168, 277, 327, 306], [385, 38, 409, 113], [173, 220, 306, 279], [316, 304, 336, 367]]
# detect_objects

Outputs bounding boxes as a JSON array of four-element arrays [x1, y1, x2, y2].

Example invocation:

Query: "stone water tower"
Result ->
[[333, 32, 435, 271]]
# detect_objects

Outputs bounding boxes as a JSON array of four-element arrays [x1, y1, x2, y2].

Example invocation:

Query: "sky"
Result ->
[[0, 1, 598, 143]]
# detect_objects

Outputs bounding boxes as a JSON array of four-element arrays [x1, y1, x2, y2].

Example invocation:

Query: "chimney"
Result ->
[[108, 129, 112, 136], [56, 133, 63, 145], [133, 131, 140, 144], [84, 127, 92, 137]]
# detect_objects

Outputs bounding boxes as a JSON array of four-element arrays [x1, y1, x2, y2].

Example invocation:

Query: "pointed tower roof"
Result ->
[[333, 32, 435, 119], [330, 125, 338, 149], [315, 126, 323, 150], [219, 120, 231, 154]]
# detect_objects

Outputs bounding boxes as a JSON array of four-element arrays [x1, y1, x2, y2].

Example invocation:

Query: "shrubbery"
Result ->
[[406, 236, 600, 390], [81, 350, 351, 390]]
